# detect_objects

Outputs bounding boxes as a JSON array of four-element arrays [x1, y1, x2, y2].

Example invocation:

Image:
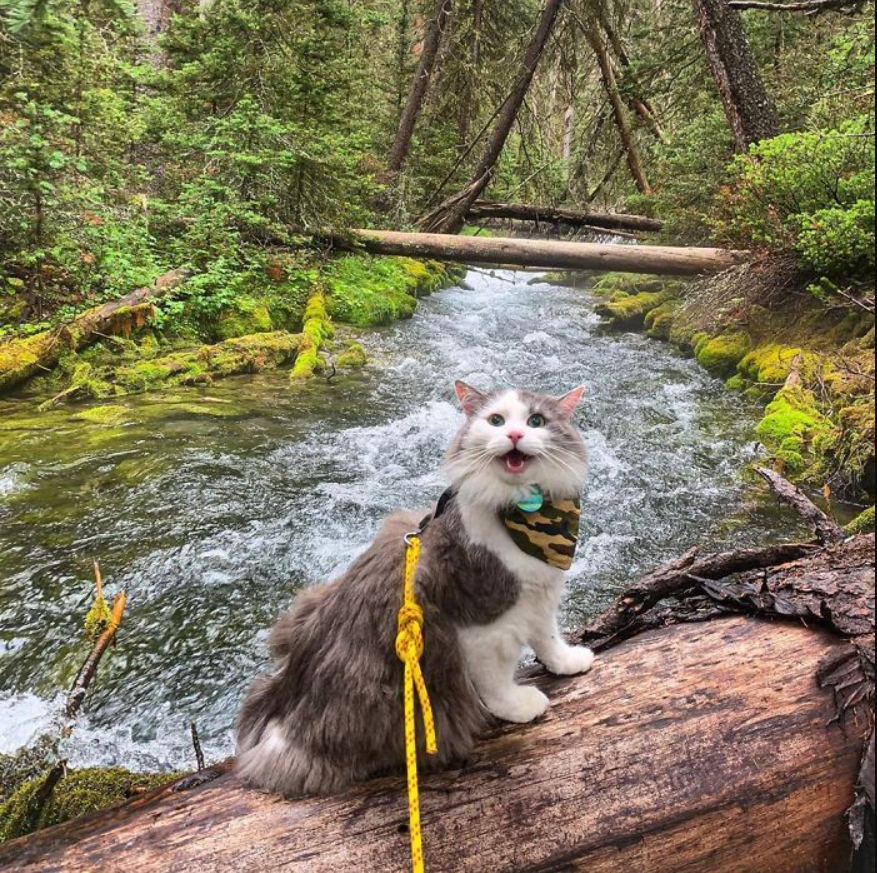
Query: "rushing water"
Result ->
[[0, 269, 803, 772]]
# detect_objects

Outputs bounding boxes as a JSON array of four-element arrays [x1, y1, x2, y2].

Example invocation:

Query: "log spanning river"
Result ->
[[0, 269, 802, 772]]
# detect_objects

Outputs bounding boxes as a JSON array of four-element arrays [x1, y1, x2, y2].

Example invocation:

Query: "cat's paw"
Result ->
[[487, 685, 550, 723], [546, 645, 595, 676]]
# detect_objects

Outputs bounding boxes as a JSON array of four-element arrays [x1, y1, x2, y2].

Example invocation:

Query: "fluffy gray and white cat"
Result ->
[[235, 382, 593, 796]]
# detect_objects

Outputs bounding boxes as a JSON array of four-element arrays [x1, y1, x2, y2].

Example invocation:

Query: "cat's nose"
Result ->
[[507, 431, 524, 445]]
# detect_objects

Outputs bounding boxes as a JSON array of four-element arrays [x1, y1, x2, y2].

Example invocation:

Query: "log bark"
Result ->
[[692, 0, 780, 150], [0, 269, 188, 394], [467, 201, 664, 233], [420, 0, 565, 234], [344, 229, 749, 276], [0, 617, 868, 872], [387, 0, 454, 177]]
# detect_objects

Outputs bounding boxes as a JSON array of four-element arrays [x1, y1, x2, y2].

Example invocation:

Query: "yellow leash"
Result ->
[[395, 533, 438, 873]]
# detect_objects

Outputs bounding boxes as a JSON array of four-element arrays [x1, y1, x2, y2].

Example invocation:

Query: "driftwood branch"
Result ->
[[579, 541, 818, 647], [756, 467, 846, 545], [65, 593, 128, 720]]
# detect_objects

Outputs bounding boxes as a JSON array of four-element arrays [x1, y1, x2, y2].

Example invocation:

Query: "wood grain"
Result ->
[[0, 617, 866, 873]]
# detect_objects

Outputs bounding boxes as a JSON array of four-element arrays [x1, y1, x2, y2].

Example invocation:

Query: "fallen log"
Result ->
[[466, 201, 665, 234], [0, 268, 188, 394], [345, 230, 749, 276], [1, 615, 870, 872]]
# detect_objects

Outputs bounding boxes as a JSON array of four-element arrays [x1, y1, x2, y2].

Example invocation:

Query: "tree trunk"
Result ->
[[692, 0, 780, 150], [582, 21, 652, 194], [467, 200, 665, 233], [420, 0, 565, 234], [0, 269, 188, 394], [1, 616, 868, 873], [387, 0, 454, 177], [342, 230, 747, 275]]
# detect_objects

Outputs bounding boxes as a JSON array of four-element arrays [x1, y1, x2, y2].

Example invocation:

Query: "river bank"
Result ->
[[0, 253, 464, 406], [578, 263, 875, 522]]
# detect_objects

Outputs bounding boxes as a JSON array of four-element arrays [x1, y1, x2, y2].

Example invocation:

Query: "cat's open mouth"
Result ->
[[502, 449, 533, 475]]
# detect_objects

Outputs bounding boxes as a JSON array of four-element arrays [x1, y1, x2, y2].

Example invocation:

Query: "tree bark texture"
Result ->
[[420, 0, 565, 234], [387, 0, 454, 176], [343, 229, 749, 275], [0, 616, 868, 873], [692, 0, 781, 150]]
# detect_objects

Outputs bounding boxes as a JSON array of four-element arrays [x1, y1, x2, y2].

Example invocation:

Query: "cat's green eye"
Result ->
[[528, 414, 546, 428], [488, 414, 506, 427]]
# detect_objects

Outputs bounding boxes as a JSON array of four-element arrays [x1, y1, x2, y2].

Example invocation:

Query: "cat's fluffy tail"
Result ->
[[235, 674, 354, 796]]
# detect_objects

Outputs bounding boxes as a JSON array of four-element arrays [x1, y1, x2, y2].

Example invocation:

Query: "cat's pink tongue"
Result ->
[[504, 449, 529, 474]]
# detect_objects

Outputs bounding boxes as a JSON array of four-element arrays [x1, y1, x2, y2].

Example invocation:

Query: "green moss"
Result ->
[[324, 255, 458, 327], [0, 767, 180, 842], [756, 386, 832, 476], [595, 290, 673, 329], [336, 341, 368, 369], [72, 404, 130, 426], [290, 290, 333, 381], [845, 505, 875, 535], [0, 333, 57, 393], [695, 332, 753, 377], [214, 298, 274, 341], [644, 302, 677, 340]]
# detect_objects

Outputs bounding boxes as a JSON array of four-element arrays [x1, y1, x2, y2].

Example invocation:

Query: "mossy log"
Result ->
[[346, 230, 749, 277], [0, 613, 871, 870], [0, 269, 188, 394]]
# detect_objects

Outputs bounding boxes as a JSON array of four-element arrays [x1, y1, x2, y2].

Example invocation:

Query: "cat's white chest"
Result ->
[[458, 502, 566, 641]]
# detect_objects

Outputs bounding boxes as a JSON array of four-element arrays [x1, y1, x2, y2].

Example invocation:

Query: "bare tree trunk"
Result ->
[[592, 7, 666, 142], [420, 0, 565, 234], [582, 21, 653, 195], [692, 0, 780, 150], [387, 0, 454, 177]]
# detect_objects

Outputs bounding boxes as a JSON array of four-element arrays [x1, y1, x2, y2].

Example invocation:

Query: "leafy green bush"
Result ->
[[712, 119, 875, 283]]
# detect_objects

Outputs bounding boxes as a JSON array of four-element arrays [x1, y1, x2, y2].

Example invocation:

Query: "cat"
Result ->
[[235, 381, 593, 796]]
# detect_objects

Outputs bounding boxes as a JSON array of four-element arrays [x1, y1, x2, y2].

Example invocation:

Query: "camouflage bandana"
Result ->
[[499, 497, 581, 570]]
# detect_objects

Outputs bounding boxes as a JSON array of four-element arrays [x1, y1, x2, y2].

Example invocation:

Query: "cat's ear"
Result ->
[[454, 381, 487, 416], [556, 386, 585, 418]]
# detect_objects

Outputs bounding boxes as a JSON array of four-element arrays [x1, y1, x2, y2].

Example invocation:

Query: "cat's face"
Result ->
[[445, 382, 588, 508]]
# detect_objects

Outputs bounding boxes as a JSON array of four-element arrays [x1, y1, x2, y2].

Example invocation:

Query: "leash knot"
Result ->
[[396, 603, 425, 661]]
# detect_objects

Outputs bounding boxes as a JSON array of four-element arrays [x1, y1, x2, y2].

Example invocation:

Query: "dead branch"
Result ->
[[65, 593, 128, 720], [756, 467, 846, 545]]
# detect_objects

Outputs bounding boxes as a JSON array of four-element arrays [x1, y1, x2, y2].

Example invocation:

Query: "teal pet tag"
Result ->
[[516, 486, 545, 513]]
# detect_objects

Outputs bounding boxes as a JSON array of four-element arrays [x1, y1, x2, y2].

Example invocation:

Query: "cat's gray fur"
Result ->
[[236, 387, 587, 796]]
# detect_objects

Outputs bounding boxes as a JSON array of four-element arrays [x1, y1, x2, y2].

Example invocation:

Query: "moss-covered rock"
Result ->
[[644, 302, 677, 340], [756, 386, 830, 475], [595, 291, 673, 329], [694, 331, 753, 378], [336, 341, 368, 369], [846, 505, 875, 535]]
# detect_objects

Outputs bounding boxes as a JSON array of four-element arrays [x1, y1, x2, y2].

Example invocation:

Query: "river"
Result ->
[[0, 268, 802, 772]]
